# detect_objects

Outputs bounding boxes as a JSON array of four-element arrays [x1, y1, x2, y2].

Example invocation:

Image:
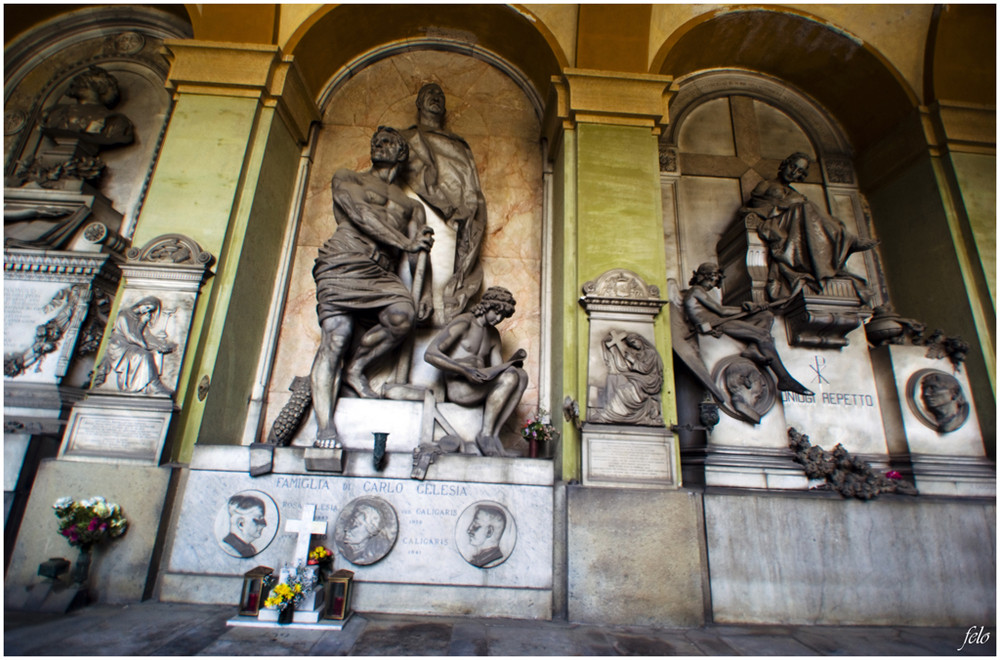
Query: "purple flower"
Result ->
[[886, 470, 902, 480], [88, 518, 99, 531]]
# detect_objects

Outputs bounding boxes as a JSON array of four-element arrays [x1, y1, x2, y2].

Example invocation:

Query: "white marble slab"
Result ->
[[166, 468, 553, 590]]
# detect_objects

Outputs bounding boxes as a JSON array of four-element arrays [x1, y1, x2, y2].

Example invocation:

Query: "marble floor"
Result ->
[[4, 602, 996, 656]]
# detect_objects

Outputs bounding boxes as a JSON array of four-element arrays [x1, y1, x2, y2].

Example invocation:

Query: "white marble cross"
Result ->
[[284, 504, 327, 566]]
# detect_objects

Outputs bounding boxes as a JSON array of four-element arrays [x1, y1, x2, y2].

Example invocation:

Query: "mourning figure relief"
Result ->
[[590, 330, 664, 426], [456, 501, 515, 569], [907, 369, 970, 434], [741, 153, 878, 300], [310, 127, 434, 449], [93, 296, 176, 396], [402, 83, 487, 322], [424, 286, 528, 457], [334, 497, 398, 566], [215, 491, 278, 558]]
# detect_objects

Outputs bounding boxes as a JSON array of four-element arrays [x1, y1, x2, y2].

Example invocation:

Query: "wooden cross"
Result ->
[[284, 504, 326, 566]]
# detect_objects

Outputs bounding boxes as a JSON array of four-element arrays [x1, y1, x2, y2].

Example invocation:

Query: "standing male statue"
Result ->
[[402, 83, 487, 322], [310, 127, 434, 449]]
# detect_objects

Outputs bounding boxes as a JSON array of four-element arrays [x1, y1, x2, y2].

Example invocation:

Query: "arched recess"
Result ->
[[254, 41, 549, 453], [3, 5, 193, 239], [652, 8, 917, 155], [925, 4, 995, 104], [284, 4, 564, 111], [660, 69, 886, 306]]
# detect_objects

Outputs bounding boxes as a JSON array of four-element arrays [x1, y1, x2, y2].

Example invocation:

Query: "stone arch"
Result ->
[[651, 7, 916, 154], [263, 45, 547, 450], [284, 4, 563, 111], [4, 5, 193, 240], [925, 4, 995, 105], [660, 69, 887, 307]]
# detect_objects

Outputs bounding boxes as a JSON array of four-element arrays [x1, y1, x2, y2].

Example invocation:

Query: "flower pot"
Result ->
[[278, 606, 294, 625], [528, 439, 538, 458]]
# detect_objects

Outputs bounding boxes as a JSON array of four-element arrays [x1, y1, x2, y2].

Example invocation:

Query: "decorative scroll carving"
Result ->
[[4, 284, 87, 378], [582, 268, 661, 303], [127, 234, 213, 266], [658, 144, 678, 172]]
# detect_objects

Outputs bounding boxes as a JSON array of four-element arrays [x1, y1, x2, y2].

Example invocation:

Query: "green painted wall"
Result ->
[[868, 154, 995, 454], [197, 113, 301, 447], [950, 151, 996, 308], [134, 95, 258, 251], [559, 122, 678, 480]]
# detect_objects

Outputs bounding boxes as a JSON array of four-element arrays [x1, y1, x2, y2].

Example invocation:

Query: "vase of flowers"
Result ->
[[52, 496, 128, 584], [308, 545, 334, 579], [262, 563, 315, 624], [521, 409, 559, 458]]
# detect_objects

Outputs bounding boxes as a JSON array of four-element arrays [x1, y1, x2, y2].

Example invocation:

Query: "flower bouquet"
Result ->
[[52, 496, 128, 584], [262, 563, 317, 623], [308, 545, 334, 579], [521, 408, 559, 458]]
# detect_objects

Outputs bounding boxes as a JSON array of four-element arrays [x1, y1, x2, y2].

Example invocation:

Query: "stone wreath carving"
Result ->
[[788, 427, 917, 500]]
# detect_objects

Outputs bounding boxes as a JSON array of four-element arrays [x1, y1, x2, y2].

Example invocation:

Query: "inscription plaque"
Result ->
[[582, 425, 677, 488], [61, 409, 170, 464]]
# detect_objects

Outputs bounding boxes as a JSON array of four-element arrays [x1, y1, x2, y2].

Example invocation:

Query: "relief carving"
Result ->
[[333, 496, 398, 566], [907, 369, 970, 434], [4, 284, 87, 378], [92, 296, 176, 396], [589, 330, 664, 426]]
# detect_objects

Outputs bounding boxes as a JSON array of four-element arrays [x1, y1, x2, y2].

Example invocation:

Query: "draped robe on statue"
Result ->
[[402, 125, 486, 322], [742, 179, 864, 296]]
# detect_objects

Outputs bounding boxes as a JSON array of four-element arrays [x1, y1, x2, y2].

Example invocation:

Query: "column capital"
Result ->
[[162, 40, 320, 143], [544, 68, 674, 146]]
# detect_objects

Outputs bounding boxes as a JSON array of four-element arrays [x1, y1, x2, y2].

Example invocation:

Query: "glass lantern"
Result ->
[[323, 569, 354, 620], [239, 566, 273, 616]]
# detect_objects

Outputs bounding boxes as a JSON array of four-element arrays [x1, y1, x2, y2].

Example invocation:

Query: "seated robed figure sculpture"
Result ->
[[741, 152, 878, 300]]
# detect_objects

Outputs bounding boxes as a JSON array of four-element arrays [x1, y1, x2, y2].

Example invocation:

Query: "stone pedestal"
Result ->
[[871, 344, 994, 496], [567, 486, 706, 626], [579, 269, 677, 489]]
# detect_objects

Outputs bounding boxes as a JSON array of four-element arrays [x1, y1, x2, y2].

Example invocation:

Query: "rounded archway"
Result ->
[[286, 4, 563, 110], [653, 8, 916, 154]]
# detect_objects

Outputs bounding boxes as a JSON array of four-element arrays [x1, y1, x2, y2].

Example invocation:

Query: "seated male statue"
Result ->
[[683, 263, 813, 398], [310, 126, 434, 449], [423, 286, 528, 457], [742, 152, 878, 299]]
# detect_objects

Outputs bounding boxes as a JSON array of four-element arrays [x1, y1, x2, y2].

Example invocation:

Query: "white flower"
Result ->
[[53, 497, 73, 510]]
